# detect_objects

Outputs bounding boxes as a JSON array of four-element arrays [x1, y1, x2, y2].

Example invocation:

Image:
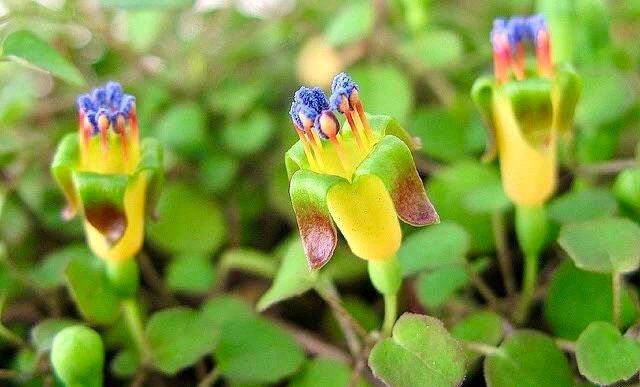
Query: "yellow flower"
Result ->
[[51, 82, 163, 261], [472, 15, 580, 206], [287, 73, 438, 269]]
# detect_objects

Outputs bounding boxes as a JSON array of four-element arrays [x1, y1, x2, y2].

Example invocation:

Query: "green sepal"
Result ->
[[72, 172, 129, 245], [553, 64, 582, 136], [355, 135, 438, 226], [134, 138, 164, 219], [284, 114, 418, 179], [471, 76, 497, 162], [516, 204, 549, 258], [289, 169, 347, 270], [500, 77, 554, 147], [368, 256, 402, 296], [51, 133, 81, 219]]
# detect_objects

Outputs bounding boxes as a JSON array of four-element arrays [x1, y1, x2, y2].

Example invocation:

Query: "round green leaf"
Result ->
[[576, 321, 640, 385], [215, 317, 305, 384], [51, 326, 104, 387], [222, 110, 274, 156], [166, 254, 216, 294], [426, 161, 496, 252], [146, 307, 218, 375], [398, 221, 469, 277], [544, 261, 637, 340], [410, 108, 468, 162], [324, 0, 374, 47], [147, 183, 227, 255], [548, 188, 618, 223], [200, 296, 255, 329], [155, 103, 206, 157], [111, 349, 140, 378], [368, 313, 465, 387], [288, 357, 370, 387], [199, 152, 239, 193], [400, 30, 463, 69], [484, 330, 573, 387], [558, 217, 640, 273], [452, 311, 503, 365], [463, 181, 511, 214], [350, 65, 413, 124]]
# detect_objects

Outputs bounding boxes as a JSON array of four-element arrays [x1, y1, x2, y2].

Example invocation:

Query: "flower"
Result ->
[[51, 82, 163, 261], [472, 15, 581, 206], [286, 73, 439, 269]]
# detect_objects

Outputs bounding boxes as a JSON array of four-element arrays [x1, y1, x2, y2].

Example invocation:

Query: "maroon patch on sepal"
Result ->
[[392, 171, 439, 226], [296, 210, 337, 270], [84, 204, 127, 245]]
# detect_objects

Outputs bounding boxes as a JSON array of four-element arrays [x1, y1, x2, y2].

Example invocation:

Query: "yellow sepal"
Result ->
[[84, 174, 147, 261], [326, 174, 401, 261], [494, 92, 557, 206]]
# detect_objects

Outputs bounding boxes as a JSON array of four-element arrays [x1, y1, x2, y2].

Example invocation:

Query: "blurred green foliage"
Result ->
[[0, 0, 640, 385]]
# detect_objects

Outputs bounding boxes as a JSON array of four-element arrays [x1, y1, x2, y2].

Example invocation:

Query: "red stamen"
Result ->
[[536, 30, 553, 77], [493, 35, 511, 84], [512, 43, 526, 80]]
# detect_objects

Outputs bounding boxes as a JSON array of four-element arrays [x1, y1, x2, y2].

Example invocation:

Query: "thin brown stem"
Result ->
[[137, 252, 178, 306], [275, 319, 350, 364], [576, 159, 638, 176], [197, 367, 220, 387], [463, 341, 499, 356], [555, 338, 576, 353], [464, 264, 500, 310], [492, 212, 516, 297], [315, 282, 364, 357]]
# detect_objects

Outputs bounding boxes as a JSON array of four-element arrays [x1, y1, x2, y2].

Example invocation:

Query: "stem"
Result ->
[[464, 263, 499, 309], [492, 212, 516, 296], [0, 324, 26, 348], [612, 271, 622, 329], [121, 298, 151, 366], [382, 293, 397, 336], [197, 368, 220, 387], [315, 281, 365, 356], [555, 338, 576, 353], [515, 254, 538, 324], [463, 341, 499, 356]]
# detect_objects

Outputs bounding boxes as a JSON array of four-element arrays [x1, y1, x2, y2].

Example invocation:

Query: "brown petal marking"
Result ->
[[392, 171, 439, 226], [84, 204, 127, 245], [296, 209, 337, 270]]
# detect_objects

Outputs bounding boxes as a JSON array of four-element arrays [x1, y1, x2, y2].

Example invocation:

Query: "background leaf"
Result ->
[[2, 31, 85, 86]]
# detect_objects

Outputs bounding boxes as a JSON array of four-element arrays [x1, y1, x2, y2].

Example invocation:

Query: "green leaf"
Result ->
[[350, 65, 413, 124], [30, 319, 78, 353], [99, 0, 192, 9], [146, 307, 218, 375], [222, 110, 274, 156], [2, 31, 85, 86], [257, 237, 318, 311], [147, 183, 227, 255], [400, 31, 463, 69], [368, 313, 465, 387], [426, 161, 496, 252], [200, 296, 255, 329], [414, 257, 489, 309], [215, 317, 305, 384], [219, 248, 277, 279], [29, 244, 92, 290], [398, 221, 469, 277], [155, 103, 206, 157], [199, 152, 239, 193], [463, 181, 511, 214], [484, 330, 573, 387], [324, 0, 374, 47], [111, 349, 140, 378], [64, 255, 120, 325], [166, 254, 216, 294], [410, 108, 468, 162], [544, 261, 637, 340], [548, 188, 618, 223], [576, 321, 640, 385], [288, 358, 370, 387], [127, 10, 167, 52], [452, 311, 503, 365], [614, 167, 640, 220], [576, 66, 634, 128], [558, 217, 640, 273]]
